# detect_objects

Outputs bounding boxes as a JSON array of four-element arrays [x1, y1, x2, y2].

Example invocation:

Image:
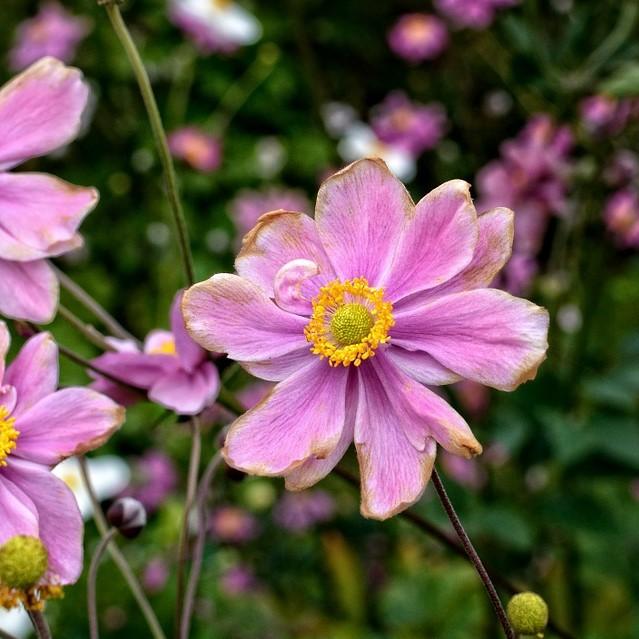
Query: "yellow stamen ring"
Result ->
[[0, 405, 19, 467], [305, 278, 394, 367]]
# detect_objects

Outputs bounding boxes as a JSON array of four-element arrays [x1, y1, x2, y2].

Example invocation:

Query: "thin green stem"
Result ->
[[101, 2, 195, 285], [78, 457, 167, 639], [88, 528, 118, 639], [175, 417, 202, 636], [27, 611, 51, 639]]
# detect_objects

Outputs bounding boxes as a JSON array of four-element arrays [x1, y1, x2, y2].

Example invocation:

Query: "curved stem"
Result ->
[[88, 528, 118, 639], [27, 611, 51, 639], [175, 417, 202, 635], [101, 3, 195, 286], [78, 457, 167, 639], [431, 469, 515, 639], [179, 452, 224, 639], [57, 305, 115, 352], [53, 265, 139, 344]]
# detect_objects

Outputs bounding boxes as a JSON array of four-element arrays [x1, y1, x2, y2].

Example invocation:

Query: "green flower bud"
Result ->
[[507, 592, 549, 637], [0, 536, 48, 589]]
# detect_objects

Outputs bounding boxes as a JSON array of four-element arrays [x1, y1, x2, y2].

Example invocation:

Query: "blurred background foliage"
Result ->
[[2, 0, 639, 638]]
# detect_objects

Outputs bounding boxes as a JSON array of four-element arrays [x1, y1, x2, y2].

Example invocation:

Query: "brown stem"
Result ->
[[27, 611, 52, 639]]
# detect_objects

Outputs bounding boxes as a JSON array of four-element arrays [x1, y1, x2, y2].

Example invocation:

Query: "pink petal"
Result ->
[[0, 385, 17, 414], [273, 259, 319, 315], [182, 273, 309, 361], [223, 360, 349, 476], [5, 458, 82, 584], [5, 332, 58, 418], [14, 388, 125, 465], [385, 346, 461, 386], [393, 289, 549, 391], [235, 211, 335, 296], [148, 363, 220, 415], [170, 290, 205, 372], [0, 172, 97, 261], [315, 158, 411, 287], [355, 364, 437, 519], [383, 180, 478, 302], [240, 348, 313, 382], [0, 474, 39, 546], [0, 258, 58, 323], [0, 57, 89, 170], [90, 351, 172, 389]]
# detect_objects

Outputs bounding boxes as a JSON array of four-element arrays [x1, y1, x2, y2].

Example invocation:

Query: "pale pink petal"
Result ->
[[355, 364, 437, 520], [383, 180, 478, 302], [315, 158, 411, 287], [0, 57, 89, 170], [223, 360, 349, 476], [148, 363, 220, 415], [239, 348, 313, 382], [385, 345, 461, 386], [235, 211, 335, 296], [0, 258, 58, 323], [0, 475, 39, 545], [285, 375, 357, 490], [5, 458, 82, 584], [183, 274, 309, 361], [90, 351, 172, 389], [0, 172, 97, 261], [0, 385, 17, 414], [170, 290, 204, 372], [14, 388, 125, 465], [0, 321, 9, 379], [393, 289, 549, 391], [5, 332, 58, 417], [274, 259, 319, 315], [143, 329, 175, 355], [90, 377, 144, 407]]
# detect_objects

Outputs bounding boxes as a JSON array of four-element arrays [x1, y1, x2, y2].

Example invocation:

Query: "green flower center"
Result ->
[[329, 303, 374, 346], [0, 536, 48, 589]]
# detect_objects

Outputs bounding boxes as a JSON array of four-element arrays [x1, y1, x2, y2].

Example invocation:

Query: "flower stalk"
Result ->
[[87, 528, 118, 639], [27, 610, 52, 639]]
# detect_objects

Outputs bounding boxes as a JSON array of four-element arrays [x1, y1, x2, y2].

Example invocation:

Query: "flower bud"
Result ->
[[507, 592, 549, 637], [107, 497, 147, 539], [0, 536, 48, 589]]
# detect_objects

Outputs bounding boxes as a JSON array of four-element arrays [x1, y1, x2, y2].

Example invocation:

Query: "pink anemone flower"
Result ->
[[91, 291, 220, 415], [0, 322, 124, 607], [182, 159, 549, 520], [0, 57, 97, 324]]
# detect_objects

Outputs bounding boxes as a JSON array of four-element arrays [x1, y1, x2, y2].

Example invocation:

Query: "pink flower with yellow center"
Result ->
[[387, 14, 448, 63], [0, 57, 97, 323], [168, 126, 222, 173], [182, 159, 549, 520], [0, 322, 124, 608]]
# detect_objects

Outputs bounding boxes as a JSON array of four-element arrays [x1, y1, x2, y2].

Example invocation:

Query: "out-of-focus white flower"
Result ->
[[338, 123, 416, 182], [0, 607, 31, 638], [53, 456, 131, 519]]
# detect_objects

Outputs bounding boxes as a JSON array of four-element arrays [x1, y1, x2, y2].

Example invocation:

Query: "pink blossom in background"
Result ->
[[273, 490, 336, 532], [91, 291, 220, 415], [219, 564, 258, 596], [579, 95, 638, 137], [142, 558, 169, 594], [9, 3, 91, 71], [371, 92, 447, 156], [168, 0, 262, 55], [440, 452, 487, 491], [209, 506, 259, 544], [435, 0, 519, 30], [603, 188, 639, 248], [387, 14, 448, 63], [168, 127, 222, 173], [453, 379, 491, 420], [183, 158, 549, 519], [229, 188, 311, 241], [0, 323, 124, 603], [0, 58, 97, 323], [603, 150, 639, 187], [123, 451, 178, 513]]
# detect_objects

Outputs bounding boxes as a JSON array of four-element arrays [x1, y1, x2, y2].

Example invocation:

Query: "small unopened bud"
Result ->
[[107, 497, 147, 539], [0, 536, 48, 589], [507, 592, 549, 637]]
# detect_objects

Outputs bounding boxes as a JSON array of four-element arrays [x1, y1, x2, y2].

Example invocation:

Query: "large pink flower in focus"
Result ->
[[0, 322, 124, 603], [91, 291, 220, 415], [0, 57, 97, 324], [183, 159, 549, 520]]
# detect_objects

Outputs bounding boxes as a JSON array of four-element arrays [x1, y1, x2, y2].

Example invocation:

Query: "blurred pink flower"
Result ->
[[603, 188, 639, 248], [0, 58, 97, 323], [9, 3, 90, 71], [0, 323, 124, 605], [441, 451, 487, 491], [435, 0, 519, 30], [142, 558, 169, 594], [388, 14, 448, 63], [183, 158, 549, 519], [209, 506, 259, 544], [219, 564, 258, 595], [603, 150, 639, 187], [229, 188, 311, 241], [579, 95, 638, 137], [273, 490, 335, 532], [124, 451, 178, 513], [453, 379, 491, 420], [91, 291, 220, 415], [168, 127, 222, 173], [371, 92, 447, 156]]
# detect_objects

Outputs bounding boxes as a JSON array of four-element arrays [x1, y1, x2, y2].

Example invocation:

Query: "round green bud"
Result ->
[[0, 536, 48, 589], [507, 592, 549, 637]]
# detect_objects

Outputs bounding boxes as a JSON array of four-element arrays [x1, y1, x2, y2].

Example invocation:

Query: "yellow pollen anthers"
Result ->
[[305, 278, 394, 367], [149, 337, 177, 356], [0, 583, 64, 611], [0, 405, 19, 467]]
